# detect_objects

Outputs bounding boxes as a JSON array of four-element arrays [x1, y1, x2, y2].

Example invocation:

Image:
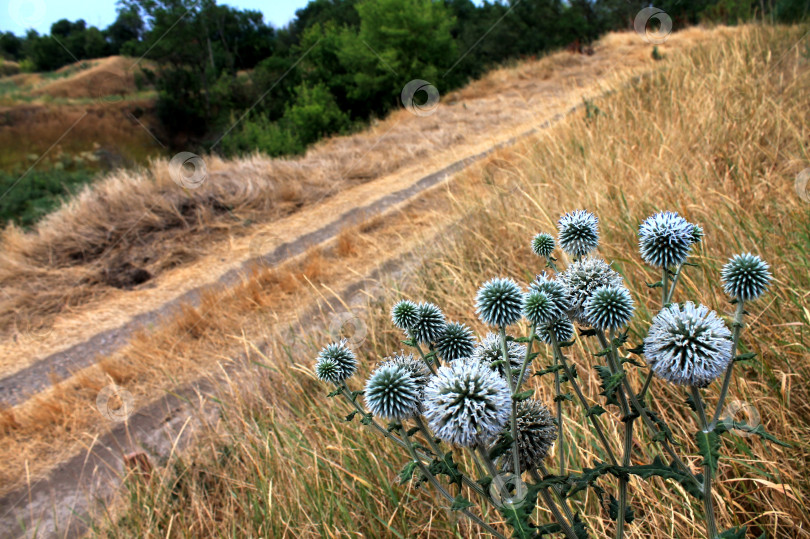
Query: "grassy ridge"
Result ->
[[93, 25, 809, 537]]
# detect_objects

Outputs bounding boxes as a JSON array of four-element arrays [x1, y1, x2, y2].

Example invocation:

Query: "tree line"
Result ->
[[1, 0, 806, 157]]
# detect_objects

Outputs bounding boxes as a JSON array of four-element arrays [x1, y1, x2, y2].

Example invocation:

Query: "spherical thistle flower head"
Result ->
[[523, 290, 556, 325], [557, 210, 599, 257], [424, 358, 511, 447], [532, 233, 555, 258], [472, 332, 529, 385], [644, 302, 732, 387], [364, 365, 421, 420], [315, 339, 357, 383], [476, 278, 525, 327], [536, 317, 575, 344], [559, 257, 624, 324], [500, 399, 557, 473], [436, 322, 476, 362], [411, 302, 446, 345], [584, 285, 635, 331], [638, 211, 695, 268], [529, 273, 571, 320], [379, 353, 431, 389], [690, 223, 704, 244], [721, 253, 772, 301], [391, 300, 419, 331]]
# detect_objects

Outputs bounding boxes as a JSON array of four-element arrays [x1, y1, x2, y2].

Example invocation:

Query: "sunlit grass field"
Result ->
[[91, 24, 809, 538]]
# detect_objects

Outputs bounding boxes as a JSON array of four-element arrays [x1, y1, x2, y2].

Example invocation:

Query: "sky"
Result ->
[[1, 0, 313, 36]]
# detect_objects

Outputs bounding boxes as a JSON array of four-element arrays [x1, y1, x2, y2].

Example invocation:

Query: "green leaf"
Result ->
[[647, 281, 664, 288], [360, 414, 373, 426], [594, 347, 611, 357], [498, 483, 542, 539], [719, 526, 747, 539], [345, 411, 358, 422], [572, 513, 590, 539], [327, 388, 342, 398], [399, 460, 418, 484], [558, 339, 577, 347], [535, 523, 563, 537], [429, 453, 464, 488], [625, 457, 703, 500], [514, 390, 535, 401], [594, 365, 621, 406], [450, 494, 474, 512], [607, 494, 635, 523], [534, 364, 563, 377], [406, 427, 420, 437], [601, 371, 626, 403], [587, 405, 607, 417], [626, 343, 645, 354], [716, 421, 791, 447], [695, 430, 721, 475], [578, 328, 598, 337], [554, 392, 574, 403]]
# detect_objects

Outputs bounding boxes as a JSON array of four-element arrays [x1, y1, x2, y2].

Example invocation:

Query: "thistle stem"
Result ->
[[554, 347, 565, 477], [552, 334, 617, 465], [537, 463, 578, 526], [530, 467, 579, 539], [339, 384, 487, 500], [709, 300, 746, 429], [604, 331, 632, 539], [595, 333, 700, 488], [691, 386, 719, 539], [666, 264, 685, 304], [500, 325, 522, 481], [662, 267, 669, 306], [409, 330, 438, 375], [638, 370, 654, 402], [515, 329, 536, 393], [402, 427, 508, 539]]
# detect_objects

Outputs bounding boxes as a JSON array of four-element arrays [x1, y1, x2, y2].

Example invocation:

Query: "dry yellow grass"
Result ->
[[84, 23, 809, 538], [0, 26, 725, 354]]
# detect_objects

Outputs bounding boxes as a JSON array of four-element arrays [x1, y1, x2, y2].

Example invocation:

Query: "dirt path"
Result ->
[[0, 116, 560, 407]]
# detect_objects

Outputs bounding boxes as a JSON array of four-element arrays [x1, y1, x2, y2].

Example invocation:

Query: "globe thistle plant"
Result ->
[[644, 302, 733, 387], [364, 364, 422, 420], [532, 233, 555, 258], [638, 211, 695, 268], [500, 399, 557, 473], [472, 332, 529, 385], [436, 322, 476, 361], [315, 339, 357, 383], [721, 253, 772, 301], [557, 210, 599, 257], [475, 277, 524, 327], [523, 290, 556, 325], [584, 285, 635, 331], [379, 353, 431, 390], [391, 300, 419, 331], [423, 358, 511, 447], [411, 302, 446, 344], [529, 273, 571, 318], [535, 317, 575, 344], [559, 257, 624, 324]]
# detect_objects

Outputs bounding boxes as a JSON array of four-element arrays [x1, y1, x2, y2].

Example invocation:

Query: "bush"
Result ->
[[0, 168, 95, 227]]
